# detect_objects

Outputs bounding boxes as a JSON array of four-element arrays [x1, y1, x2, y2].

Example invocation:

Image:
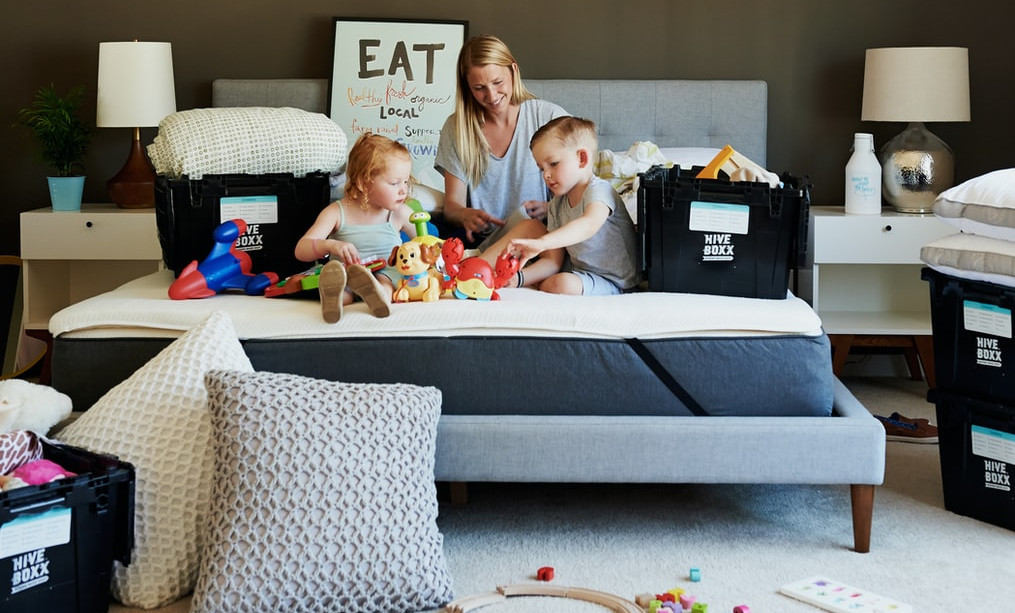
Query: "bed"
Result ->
[[48, 78, 886, 552]]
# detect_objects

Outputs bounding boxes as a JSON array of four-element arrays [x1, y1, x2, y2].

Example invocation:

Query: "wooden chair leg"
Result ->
[[914, 335, 936, 389], [449, 481, 468, 505], [829, 334, 854, 377], [850, 484, 874, 553]]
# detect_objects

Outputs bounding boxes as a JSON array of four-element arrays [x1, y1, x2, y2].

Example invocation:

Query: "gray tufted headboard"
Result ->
[[211, 77, 767, 165]]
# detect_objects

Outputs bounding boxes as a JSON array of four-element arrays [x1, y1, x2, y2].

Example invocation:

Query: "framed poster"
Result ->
[[329, 17, 468, 190]]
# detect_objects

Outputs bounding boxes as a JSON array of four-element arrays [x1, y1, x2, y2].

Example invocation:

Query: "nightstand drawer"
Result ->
[[21, 204, 161, 260], [812, 209, 952, 264]]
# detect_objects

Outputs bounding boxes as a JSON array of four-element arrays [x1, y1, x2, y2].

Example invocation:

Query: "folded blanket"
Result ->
[[595, 141, 673, 195], [148, 107, 348, 179]]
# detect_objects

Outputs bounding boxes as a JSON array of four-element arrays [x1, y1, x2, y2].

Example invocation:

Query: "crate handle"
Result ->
[[11, 495, 68, 515]]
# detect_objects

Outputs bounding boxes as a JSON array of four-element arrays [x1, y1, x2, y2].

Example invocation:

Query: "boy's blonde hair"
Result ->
[[344, 133, 412, 201], [453, 34, 537, 185], [530, 116, 598, 155]]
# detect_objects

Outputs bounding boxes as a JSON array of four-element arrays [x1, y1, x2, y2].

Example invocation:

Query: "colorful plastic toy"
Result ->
[[169, 219, 278, 300], [689, 567, 702, 582], [389, 241, 443, 303], [440, 237, 519, 301], [536, 566, 555, 581]]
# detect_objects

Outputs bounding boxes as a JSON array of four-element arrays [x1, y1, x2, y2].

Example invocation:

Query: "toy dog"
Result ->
[[389, 241, 443, 303]]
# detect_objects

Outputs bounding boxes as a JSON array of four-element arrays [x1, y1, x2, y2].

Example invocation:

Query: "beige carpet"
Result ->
[[110, 377, 1015, 612]]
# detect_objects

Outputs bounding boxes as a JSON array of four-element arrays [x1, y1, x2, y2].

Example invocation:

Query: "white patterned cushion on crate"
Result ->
[[147, 106, 348, 179], [190, 370, 453, 613], [55, 311, 253, 609]]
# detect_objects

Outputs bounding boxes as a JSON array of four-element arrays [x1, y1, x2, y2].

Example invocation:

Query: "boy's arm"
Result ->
[[509, 201, 610, 263]]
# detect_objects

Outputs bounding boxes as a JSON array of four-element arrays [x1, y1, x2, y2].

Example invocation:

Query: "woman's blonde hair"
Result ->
[[453, 34, 536, 185], [344, 133, 412, 202]]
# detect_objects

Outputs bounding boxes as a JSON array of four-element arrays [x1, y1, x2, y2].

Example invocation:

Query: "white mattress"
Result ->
[[50, 270, 823, 341]]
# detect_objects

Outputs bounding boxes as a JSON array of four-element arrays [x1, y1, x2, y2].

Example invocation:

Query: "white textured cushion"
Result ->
[[148, 106, 348, 179], [934, 168, 1015, 241], [190, 370, 453, 613], [921, 232, 1015, 288], [55, 311, 253, 608]]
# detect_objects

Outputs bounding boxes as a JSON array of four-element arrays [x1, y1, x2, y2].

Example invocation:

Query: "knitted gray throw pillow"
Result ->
[[190, 370, 453, 613]]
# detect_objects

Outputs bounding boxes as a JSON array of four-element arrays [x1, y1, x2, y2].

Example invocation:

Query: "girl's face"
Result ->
[[465, 63, 515, 115], [366, 157, 412, 211], [531, 139, 583, 198]]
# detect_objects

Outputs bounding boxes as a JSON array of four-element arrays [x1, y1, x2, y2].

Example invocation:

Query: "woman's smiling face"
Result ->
[[466, 63, 515, 115]]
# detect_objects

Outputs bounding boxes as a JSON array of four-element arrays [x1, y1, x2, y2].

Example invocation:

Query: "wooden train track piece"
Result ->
[[443, 583, 643, 612]]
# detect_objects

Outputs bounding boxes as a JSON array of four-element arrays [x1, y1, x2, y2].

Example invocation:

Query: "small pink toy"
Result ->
[[10, 458, 76, 485]]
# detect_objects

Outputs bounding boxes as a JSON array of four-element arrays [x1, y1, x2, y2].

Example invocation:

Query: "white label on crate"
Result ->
[[0, 506, 70, 560], [971, 424, 1015, 469], [963, 300, 1012, 339], [219, 195, 280, 225], [688, 201, 750, 235]]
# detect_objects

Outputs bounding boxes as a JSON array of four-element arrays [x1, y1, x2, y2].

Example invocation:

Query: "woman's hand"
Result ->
[[460, 207, 505, 243], [522, 199, 548, 221]]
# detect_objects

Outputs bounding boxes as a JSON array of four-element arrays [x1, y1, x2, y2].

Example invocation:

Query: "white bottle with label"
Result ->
[[844, 132, 882, 215]]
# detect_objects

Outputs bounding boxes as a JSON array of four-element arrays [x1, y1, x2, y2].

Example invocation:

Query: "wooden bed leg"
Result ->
[[449, 481, 469, 505], [850, 484, 874, 553]]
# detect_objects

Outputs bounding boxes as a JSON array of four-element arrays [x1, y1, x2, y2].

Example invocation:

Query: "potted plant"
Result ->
[[17, 84, 92, 211]]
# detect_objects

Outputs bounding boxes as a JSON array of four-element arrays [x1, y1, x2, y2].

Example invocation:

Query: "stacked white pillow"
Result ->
[[921, 168, 1015, 287]]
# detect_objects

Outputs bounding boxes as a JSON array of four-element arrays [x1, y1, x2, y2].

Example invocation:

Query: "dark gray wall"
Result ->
[[3, 1, 1012, 254]]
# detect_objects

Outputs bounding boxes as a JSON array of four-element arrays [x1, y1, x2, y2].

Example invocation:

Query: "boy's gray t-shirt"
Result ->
[[547, 175, 640, 291], [435, 98, 568, 246]]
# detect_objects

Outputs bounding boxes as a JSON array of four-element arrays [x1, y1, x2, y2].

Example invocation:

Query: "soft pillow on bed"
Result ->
[[921, 232, 1015, 287], [190, 370, 453, 613], [933, 168, 1015, 241], [148, 106, 348, 179], [55, 311, 253, 609]]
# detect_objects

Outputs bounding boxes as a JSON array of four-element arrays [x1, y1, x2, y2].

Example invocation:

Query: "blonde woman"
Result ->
[[435, 34, 568, 249]]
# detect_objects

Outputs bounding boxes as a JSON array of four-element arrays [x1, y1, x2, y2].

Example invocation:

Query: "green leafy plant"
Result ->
[[17, 84, 92, 176]]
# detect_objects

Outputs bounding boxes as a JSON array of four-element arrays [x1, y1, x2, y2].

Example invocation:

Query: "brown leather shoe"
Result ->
[[875, 412, 939, 444]]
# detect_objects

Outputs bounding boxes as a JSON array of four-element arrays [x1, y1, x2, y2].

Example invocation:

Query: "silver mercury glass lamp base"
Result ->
[[880, 121, 955, 214]]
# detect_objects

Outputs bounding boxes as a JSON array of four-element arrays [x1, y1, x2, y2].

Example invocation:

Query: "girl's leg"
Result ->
[[318, 261, 348, 323], [347, 264, 391, 318]]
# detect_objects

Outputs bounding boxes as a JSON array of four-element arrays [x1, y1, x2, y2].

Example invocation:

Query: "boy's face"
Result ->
[[531, 139, 585, 197], [367, 157, 412, 211]]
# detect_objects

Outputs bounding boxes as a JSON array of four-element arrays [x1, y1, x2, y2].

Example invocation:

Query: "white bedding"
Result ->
[[50, 271, 823, 341]]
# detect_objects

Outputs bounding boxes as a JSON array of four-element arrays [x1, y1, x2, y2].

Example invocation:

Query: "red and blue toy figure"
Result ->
[[168, 219, 278, 300]]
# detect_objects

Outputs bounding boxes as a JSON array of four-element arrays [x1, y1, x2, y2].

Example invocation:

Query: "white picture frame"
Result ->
[[329, 17, 468, 190]]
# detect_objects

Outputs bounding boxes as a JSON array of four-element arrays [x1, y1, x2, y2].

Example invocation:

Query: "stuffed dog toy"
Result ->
[[388, 241, 444, 303]]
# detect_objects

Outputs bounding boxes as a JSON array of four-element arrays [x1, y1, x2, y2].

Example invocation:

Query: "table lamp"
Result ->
[[96, 41, 176, 209], [861, 47, 970, 214]]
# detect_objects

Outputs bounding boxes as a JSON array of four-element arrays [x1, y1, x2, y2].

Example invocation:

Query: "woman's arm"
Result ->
[[442, 170, 505, 243]]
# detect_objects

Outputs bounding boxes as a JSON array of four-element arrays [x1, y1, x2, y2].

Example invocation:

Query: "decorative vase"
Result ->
[[47, 176, 86, 211]]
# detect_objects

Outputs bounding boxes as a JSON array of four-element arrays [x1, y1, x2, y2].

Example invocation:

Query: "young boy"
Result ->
[[496, 116, 639, 295]]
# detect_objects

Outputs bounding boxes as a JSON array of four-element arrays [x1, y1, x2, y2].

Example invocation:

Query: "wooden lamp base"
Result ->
[[108, 127, 156, 209]]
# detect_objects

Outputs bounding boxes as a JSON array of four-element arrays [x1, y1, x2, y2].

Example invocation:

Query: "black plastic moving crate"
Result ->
[[928, 388, 1015, 531], [637, 166, 810, 299], [923, 267, 1015, 404], [1, 441, 134, 613], [156, 172, 330, 279]]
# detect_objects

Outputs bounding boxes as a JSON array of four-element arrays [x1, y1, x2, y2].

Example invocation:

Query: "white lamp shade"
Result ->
[[861, 47, 970, 123], [96, 41, 177, 128]]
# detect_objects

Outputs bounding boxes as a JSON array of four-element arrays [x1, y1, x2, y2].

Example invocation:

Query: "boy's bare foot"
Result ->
[[318, 261, 346, 323], [347, 264, 391, 318]]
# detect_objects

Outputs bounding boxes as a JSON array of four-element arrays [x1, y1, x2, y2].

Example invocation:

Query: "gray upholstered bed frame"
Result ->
[[119, 79, 889, 551]]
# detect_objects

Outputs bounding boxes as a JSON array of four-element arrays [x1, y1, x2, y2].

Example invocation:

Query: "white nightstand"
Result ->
[[19, 204, 163, 380], [803, 206, 954, 384]]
